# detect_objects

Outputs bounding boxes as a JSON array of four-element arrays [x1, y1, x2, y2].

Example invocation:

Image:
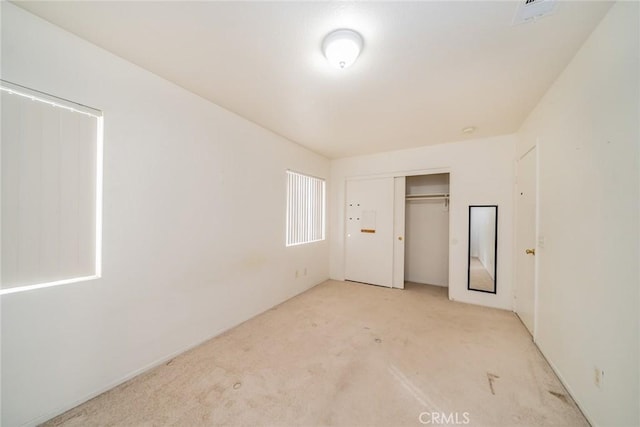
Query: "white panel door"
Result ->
[[515, 147, 537, 336], [345, 177, 395, 287]]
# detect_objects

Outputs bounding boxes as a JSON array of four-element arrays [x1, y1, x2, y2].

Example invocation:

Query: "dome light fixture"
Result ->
[[322, 29, 364, 69]]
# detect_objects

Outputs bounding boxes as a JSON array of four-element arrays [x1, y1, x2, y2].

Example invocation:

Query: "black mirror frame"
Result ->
[[467, 205, 498, 294]]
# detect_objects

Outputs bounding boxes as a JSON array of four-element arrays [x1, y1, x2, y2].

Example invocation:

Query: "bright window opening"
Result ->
[[286, 170, 325, 246], [1, 80, 103, 295]]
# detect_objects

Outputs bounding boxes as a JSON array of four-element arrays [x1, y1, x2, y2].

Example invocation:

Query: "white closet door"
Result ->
[[344, 177, 395, 287]]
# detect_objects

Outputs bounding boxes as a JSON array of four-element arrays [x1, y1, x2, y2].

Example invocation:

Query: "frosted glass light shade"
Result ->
[[322, 29, 363, 69]]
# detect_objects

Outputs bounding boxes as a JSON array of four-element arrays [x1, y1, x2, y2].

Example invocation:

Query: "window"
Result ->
[[286, 170, 325, 246], [1, 80, 103, 295]]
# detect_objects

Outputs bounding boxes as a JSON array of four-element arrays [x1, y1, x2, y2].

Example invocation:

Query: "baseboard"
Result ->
[[21, 277, 328, 427], [22, 334, 220, 426], [533, 342, 596, 427]]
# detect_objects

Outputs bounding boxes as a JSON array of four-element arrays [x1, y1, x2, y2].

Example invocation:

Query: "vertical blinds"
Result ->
[[1, 82, 103, 293], [286, 170, 325, 246]]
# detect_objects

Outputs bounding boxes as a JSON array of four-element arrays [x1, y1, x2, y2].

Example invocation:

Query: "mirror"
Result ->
[[468, 205, 498, 294]]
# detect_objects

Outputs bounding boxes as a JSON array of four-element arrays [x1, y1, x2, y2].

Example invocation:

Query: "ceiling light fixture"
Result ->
[[322, 29, 364, 69]]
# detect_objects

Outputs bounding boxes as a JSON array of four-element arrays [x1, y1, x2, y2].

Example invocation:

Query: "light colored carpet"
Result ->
[[44, 280, 587, 426]]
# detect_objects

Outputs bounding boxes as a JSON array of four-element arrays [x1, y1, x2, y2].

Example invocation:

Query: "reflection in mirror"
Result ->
[[468, 206, 498, 294]]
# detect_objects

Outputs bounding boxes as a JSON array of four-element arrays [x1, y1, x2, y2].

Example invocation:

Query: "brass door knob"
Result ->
[[398, 236, 403, 241], [525, 248, 535, 255]]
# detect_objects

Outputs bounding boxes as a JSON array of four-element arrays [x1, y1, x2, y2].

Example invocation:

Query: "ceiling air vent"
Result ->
[[512, 0, 558, 25]]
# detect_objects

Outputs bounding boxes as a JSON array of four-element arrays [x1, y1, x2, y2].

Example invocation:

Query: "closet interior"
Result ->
[[404, 173, 450, 287]]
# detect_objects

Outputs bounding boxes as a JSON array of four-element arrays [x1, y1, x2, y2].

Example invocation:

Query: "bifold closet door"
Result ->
[[344, 177, 394, 287]]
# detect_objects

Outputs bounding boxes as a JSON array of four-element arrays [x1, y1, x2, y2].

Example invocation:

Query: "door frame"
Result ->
[[344, 167, 452, 293], [393, 177, 406, 289]]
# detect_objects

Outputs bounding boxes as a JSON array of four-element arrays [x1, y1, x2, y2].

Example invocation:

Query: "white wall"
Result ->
[[0, 4, 329, 426], [330, 135, 515, 309], [517, 2, 639, 425], [405, 174, 450, 287]]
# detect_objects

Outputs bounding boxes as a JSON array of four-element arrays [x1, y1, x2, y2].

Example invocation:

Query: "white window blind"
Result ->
[[286, 170, 325, 246], [1, 81, 103, 295]]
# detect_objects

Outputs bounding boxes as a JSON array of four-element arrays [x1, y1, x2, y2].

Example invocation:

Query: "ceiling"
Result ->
[[14, 1, 613, 159]]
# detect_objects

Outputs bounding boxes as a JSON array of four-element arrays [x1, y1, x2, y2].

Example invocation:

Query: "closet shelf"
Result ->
[[405, 193, 449, 201]]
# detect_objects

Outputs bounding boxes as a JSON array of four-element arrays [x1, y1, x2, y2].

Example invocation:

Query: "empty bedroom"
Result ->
[[1, 1, 638, 426]]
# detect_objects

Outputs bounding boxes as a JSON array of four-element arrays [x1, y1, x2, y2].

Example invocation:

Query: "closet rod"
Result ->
[[405, 193, 449, 201]]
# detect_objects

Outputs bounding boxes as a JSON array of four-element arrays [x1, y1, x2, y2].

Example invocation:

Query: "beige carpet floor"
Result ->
[[44, 280, 588, 426]]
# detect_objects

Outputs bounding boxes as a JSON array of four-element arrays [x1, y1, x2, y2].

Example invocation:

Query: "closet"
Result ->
[[404, 174, 450, 287]]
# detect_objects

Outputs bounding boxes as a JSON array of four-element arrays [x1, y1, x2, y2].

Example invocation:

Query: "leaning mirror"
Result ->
[[468, 205, 498, 294]]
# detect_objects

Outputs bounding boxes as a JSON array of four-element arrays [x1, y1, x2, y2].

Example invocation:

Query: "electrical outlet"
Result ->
[[295, 270, 299, 278], [304, 267, 307, 276], [594, 367, 604, 388]]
